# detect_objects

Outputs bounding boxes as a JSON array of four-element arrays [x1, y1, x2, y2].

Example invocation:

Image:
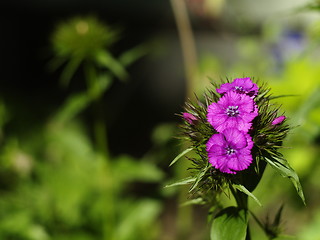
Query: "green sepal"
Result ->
[[169, 147, 193, 167], [210, 207, 248, 240], [189, 164, 210, 192], [164, 177, 195, 188]]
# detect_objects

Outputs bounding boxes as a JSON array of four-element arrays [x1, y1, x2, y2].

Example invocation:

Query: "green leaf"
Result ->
[[211, 207, 248, 240], [273, 204, 284, 228], [169, 147, 193, 167], [233, 184, 262, 207], [264, 155, 305, 205], [189, 166, 208, 192], [164, 177, 195, 188]]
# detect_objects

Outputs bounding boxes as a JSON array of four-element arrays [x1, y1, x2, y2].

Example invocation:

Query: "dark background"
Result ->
[[0, 0, 186, 158]]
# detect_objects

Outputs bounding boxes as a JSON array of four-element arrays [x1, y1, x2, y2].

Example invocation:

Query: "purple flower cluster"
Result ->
[[206, 78, 258, 174]]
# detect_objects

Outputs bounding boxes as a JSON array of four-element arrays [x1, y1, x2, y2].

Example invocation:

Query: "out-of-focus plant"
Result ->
[[0, 16, 163, 240], [51, 16, 143, 88]]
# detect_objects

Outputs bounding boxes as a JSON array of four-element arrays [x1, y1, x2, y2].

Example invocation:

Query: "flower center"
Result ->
[[234, 86, 245, 93], [225, 146, 236, 155], [226, 105, 239, 117]]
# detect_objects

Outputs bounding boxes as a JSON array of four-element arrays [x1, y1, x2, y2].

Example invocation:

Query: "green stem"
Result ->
[[230, 184, 248, 209], [84, 61, 110, 158], [246, 225, 251, 240], [170, 0, 198, 100], [84, 61, 113, 239], [230, 185, 251, 240], [170, 0, 198, 238]]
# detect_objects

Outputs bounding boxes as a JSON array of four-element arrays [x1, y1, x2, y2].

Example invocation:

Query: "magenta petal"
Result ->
[[216, 77, 259, 97], [216, 82, 233, 94], [206, 134, 225, 151], [222, 128, 247, 149], [206, 128, 254, 174], [214, 117, 238, 133], [236, 119, 252, 132], [208, 145, 225, 156], [228, 154, 252, 172], [183, 112, 197, 124], [221, 160, 237, 174], [207, 91, 258, 133]]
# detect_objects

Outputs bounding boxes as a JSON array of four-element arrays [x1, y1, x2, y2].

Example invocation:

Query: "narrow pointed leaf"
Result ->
[[264, 156, 305, 205], [164, 177, 195, 188], [273, 205, 284, 227], [180, 198, 205, 207], [189, 166, 208, 192], [169, 147, 193, 167], [233, 184, 262, 207]]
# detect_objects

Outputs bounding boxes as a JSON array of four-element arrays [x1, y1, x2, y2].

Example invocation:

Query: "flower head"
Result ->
[[272, 115, 286, 125], [207, 91, 258, 133], [217, 77, 259, 97], [206, 128, 253, 174]]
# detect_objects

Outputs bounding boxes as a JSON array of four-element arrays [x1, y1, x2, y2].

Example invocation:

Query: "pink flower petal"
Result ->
[[183, 112, 198, 124], [206, 128, 254, 174], [207, 91, 258, 133], [272, 115, 286, 125], [217, 77, 259, 97], [223, 128, 247, 149]]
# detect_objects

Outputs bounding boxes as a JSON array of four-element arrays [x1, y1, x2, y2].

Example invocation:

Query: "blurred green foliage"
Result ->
[[2, 1, 320, 239], [0, 16, 165, 240]]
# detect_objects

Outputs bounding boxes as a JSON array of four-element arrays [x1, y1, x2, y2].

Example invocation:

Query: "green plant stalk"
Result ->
[[84, 61, 110, 158], [170, 0, 198, 238], [84, 62, 114, 239], [170, 0, 198, 99], [171, 0, 197, 239], [230, 185, 251, 240]]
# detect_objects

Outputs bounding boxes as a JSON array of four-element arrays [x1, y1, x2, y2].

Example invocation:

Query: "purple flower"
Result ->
[[217, 78, 259, 97], [206, 128, 253, 174], [207, 91, 258, 133], [183, 112, 198, 124], [272, 115, 286, 125]]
